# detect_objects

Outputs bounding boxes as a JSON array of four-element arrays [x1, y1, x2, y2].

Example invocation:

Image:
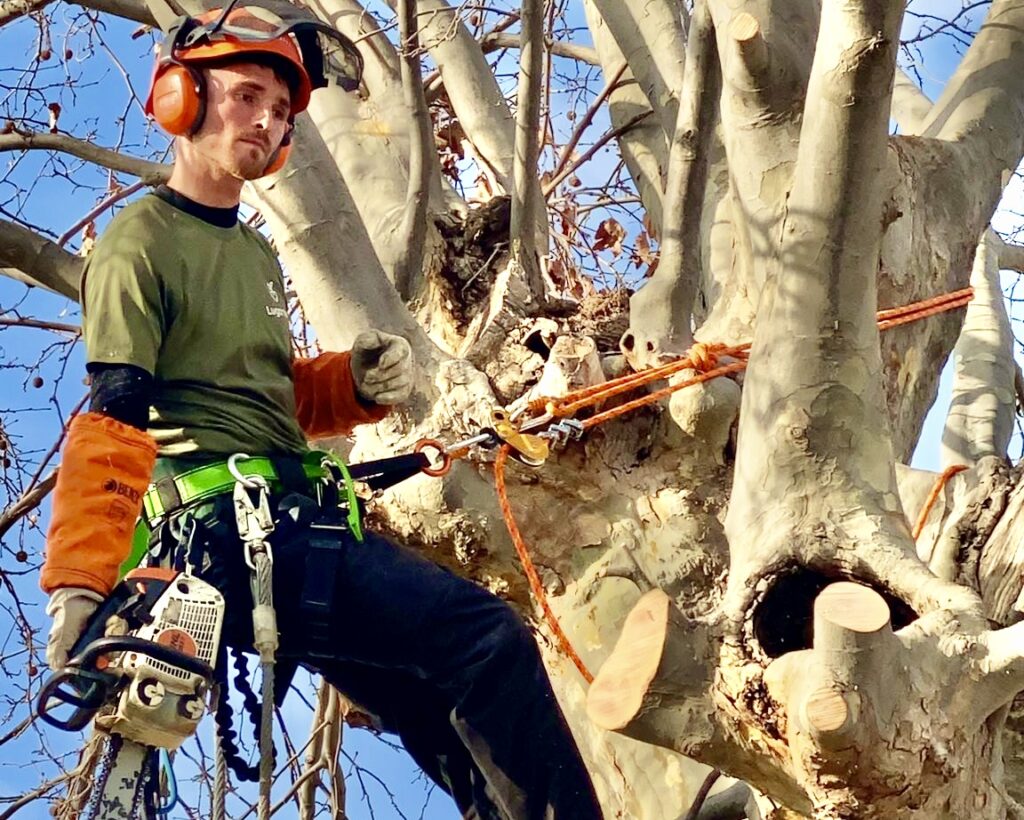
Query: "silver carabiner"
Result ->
[[228, 452, 262, 489]]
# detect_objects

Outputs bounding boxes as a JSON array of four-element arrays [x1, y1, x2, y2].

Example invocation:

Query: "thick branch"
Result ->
[[581, 0, 668, 228], [0, 131, 169, 185], [728, 0, 907, 552], [587, 588, 716, 749], [940, 231, 1016, 466], [509, 0, 546, 296], [892, 68, 933, 135], [0, 219, 80, 298], [393, 0, 431, 300], [623, 0, 718, 367], [922, 0, 1024, 208], [248, 116, 429, 351], [303, 0, 448, 289], [586, 0, 688, 137], [402, 0, 517, 192], [0, 0, 49, 27], [1001, 241, 1024, 272]]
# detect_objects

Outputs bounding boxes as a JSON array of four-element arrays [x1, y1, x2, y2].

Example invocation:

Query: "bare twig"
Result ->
[[0, 317, 80, 334], [57, 180, 147, 248], [548, 62, 627, 187], [543, 111, 652, 196]]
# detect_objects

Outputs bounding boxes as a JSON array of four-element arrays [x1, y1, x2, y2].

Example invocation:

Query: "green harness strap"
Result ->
[[121, 450, 364, 578]]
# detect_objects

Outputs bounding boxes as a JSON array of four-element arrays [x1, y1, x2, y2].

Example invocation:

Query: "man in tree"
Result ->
[[37, 7, 601, 818]]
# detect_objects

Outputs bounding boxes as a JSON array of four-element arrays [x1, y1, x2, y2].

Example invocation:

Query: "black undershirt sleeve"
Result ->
[[86, 363, 153, 431]]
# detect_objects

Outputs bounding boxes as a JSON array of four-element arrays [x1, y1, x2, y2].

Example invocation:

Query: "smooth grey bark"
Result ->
[[581, 0, 668, 229], [621, 0, 718, 368], [248, 116, 429, 351], [304, 0, 449, 287], [509, 0, 545, 297], [393, 0, 432, 299], [586, 0, 688, 137], [923, 0, 1024, 189], [940, 230, 1016, 467], [392, 0, 518, 192]]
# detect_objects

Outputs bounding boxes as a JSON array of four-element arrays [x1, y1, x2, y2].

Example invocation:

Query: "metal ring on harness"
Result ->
[[415, 439, 451, 477], [228, 453, 265, 489]]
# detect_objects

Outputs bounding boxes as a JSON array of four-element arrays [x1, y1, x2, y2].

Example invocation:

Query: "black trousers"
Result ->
[[166, 492, 602, 820]]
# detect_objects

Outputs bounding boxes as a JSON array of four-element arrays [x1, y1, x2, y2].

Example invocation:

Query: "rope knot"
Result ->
[[689, 342, 718, 372]]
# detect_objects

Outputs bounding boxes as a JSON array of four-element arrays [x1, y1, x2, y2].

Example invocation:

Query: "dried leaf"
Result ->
[[79, 222, 97, 257], [593, 218, 626, 256], [631, 231, 658, 269]]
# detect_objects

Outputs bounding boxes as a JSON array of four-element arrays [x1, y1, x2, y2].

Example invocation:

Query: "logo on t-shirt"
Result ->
[[265, 281, 288, 319]]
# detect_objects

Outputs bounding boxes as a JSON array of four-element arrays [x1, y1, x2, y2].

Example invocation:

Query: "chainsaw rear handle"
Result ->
[[36, 637, 215, 732]]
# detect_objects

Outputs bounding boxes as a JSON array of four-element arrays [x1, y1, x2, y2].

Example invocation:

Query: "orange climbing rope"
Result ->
[[494, 445, 594, 683], [417, 287, 975, 683], [911, 464, 970, 540]]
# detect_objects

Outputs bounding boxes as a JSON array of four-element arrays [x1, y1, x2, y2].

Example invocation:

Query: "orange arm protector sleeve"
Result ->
[[40, 412, 157, 595], [293, 351, 390, 439]]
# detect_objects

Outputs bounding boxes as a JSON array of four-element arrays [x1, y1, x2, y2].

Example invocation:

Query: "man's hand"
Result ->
[[351, 330, 413, 405], [45, 587, 104, 671]]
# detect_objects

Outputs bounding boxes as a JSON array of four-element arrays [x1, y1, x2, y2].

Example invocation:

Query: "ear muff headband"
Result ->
[[261, 120, 293, 176], [149, 62, 206, 136]]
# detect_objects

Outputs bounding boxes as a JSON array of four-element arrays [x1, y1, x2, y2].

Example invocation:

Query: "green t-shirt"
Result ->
[[82, 192, 309, 457]]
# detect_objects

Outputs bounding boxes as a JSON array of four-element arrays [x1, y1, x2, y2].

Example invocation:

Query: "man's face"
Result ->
[[191, 62, 291, 181]]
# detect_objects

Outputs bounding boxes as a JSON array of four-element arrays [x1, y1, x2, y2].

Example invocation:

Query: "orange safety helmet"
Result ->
[[145, 7, 316, 176]]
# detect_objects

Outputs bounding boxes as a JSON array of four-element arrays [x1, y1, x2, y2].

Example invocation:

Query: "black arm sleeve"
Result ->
[[86, 363, 153, 430]]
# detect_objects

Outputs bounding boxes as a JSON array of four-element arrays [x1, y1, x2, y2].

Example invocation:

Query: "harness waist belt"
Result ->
[[143, 456, 328, 522]]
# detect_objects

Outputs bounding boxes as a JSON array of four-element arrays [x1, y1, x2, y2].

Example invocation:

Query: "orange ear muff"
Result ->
[[261, 121, 294, 176], [150, 63, 205, 136]]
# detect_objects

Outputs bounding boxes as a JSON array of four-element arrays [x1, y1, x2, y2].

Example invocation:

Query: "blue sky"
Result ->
[[0, 2, 1015, 818]]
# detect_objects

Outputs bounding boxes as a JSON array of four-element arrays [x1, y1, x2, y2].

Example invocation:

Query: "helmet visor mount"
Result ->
[[177, 2, 363, 94]]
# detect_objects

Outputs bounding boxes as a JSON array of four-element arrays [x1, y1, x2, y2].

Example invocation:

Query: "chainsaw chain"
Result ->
[[83, 734, 152, 820]]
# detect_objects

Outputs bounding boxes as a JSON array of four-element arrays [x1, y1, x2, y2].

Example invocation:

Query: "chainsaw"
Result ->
[[37, 567, 225, 819]]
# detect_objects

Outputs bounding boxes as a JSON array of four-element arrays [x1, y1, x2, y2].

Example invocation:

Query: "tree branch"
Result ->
[[922, 0, 1024, 209], [0, 219, 80, 298], [403, 0, 518, 193], [892, 68, 933, 135], [509, 0, 546, 297], [586, 0, 687, 138], [393, 0, 431, 300], [1000, 240, 1024, 272], [0, 470, 56, 540], [623, 0, 718, 367], [248, 117, 433, 355], [727, 0, 908, 575], [0, 130, 169, 185], [940, 231, 1016, 466], [0, 0, 49, 28], [581, 0, 667, 229], [481, 32, 598, 65]]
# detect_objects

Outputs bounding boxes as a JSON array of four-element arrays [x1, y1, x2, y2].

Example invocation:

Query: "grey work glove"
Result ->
[[45, 586, 104, 671], [350, 330, 413, 405]]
